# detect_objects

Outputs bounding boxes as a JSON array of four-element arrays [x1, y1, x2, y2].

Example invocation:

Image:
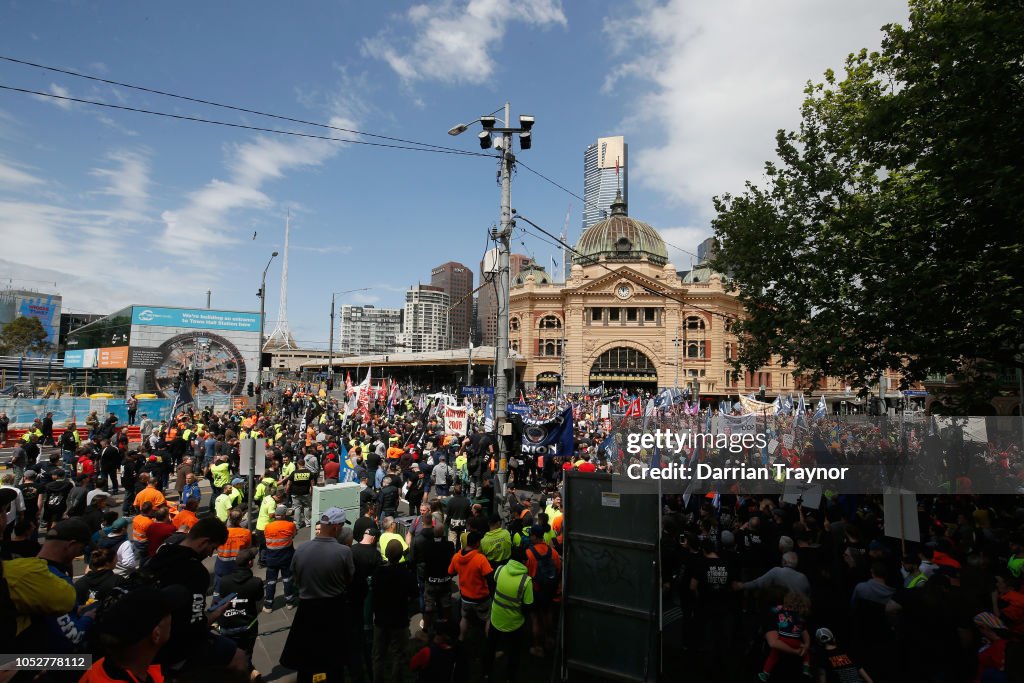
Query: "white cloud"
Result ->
[[348, 292, 381, 305], [160, 114, 355, 252], [607, 0, 908, 219], [364, 0, 567, 84], [46, 83, 73, 110], [658, 225, 711, 267], [89, 150, 150, 218], [0, 157, 44, 188]]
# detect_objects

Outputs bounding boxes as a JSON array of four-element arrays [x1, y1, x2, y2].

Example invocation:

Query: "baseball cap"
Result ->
[[363, 526, 381, 538], [815, 627, 835, 645], [94, 586, 177, 645], [46, 518, 92, 545], [106, 517, 130, 534], [974, 612, 1007, 630], [275, 504, 290, 517], [319, 507, 349, 525], [86, 489, 110, 506]]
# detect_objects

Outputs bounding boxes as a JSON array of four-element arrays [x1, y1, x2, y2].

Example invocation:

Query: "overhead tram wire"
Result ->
[[516, 159, 704, 262], [0, 85, 495, 158], [513, 210, 741, 326], [0, 55, 480, 156]]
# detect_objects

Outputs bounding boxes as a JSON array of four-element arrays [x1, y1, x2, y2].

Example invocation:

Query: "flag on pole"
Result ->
[[345, 372, 354, 396], [813, 395, 827, 420], [624, 397, 642, 418], [170, 380, 193, 420]]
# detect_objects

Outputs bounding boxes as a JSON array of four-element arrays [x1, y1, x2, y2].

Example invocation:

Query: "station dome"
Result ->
[[573, 190, 668, 266]]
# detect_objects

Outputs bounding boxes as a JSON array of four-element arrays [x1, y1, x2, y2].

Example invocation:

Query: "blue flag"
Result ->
[[813, 395, 827, 420]]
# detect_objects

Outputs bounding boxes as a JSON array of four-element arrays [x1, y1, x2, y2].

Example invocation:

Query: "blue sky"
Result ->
[[0, 0, 908, 350]]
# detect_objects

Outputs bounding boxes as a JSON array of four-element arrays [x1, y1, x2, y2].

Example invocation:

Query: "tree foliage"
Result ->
[[0, 316, 53, 357], [711, 0, 1023, 402]]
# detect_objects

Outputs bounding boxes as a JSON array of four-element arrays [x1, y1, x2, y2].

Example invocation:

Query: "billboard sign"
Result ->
[[63, 347, 125, 369], [0, 291, 62, 359], [131, 306, 260, 332]]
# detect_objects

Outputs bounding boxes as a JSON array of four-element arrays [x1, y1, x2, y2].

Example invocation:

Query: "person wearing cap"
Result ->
[[263, 503, 298, 612], [99, 517, 136, 577], [79, 586, 174, 683], [24, 518, 98, 653], [974, 611, 1010, 682], [483, 545, 534, 680], [809, 627, 873, 683], [280, 506, 357, 683]]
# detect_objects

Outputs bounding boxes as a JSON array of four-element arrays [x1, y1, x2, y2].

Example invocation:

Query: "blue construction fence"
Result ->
[[0, 397, 174, 427]]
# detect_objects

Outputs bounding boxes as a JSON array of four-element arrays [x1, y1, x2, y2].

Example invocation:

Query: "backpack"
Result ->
[[527, 545, 559, 599]]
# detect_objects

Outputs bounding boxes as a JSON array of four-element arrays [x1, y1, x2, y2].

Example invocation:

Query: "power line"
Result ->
[[0, 84, 496, 158], [0, 55, 478, 156], [516, 159, 705, 261]]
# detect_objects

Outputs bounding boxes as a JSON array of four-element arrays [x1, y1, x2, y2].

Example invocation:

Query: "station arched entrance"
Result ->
[[588, 346, 658, 392]]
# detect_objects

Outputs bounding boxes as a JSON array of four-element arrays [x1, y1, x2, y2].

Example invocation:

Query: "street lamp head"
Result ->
[[448, 123, 469, 136], [272, 251, 279, 257]]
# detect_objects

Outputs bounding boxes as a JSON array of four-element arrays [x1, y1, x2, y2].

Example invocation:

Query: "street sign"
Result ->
[[461, 386, 495, 397], [238, 439, 266, 476], [506, 403, 529, 416]]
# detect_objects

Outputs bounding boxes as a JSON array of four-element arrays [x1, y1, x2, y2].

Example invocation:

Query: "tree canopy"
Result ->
[[711, 0, 1023, 404], [0, 316, 54, 358]]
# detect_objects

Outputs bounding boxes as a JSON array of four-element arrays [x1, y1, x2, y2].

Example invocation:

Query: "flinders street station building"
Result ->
[[510, 191, 869, 407]]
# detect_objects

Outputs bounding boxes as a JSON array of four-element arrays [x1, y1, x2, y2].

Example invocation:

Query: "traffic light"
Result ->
[[247, 382, 254, 397]]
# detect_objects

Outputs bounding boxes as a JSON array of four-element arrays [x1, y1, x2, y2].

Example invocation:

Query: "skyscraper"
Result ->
[[338, 305, 403, 356], [398, 284, 450, 353], [582, 136, 628, 232], [430, 261, 473, 349], [477, 251, 533, 346]]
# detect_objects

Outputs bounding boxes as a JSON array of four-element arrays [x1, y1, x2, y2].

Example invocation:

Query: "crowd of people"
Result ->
[[0, 381, 1022, 683]]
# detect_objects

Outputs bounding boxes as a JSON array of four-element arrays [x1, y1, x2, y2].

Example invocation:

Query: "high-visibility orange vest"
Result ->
[[172, 509, 199, 532], [216, 527, 252, 561], [131, 515, 154, 544], [264, 520, 297, 550], [81, 658, 164, 683]]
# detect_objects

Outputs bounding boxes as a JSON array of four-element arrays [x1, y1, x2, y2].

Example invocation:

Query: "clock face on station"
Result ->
[[615, 283, 633, 300], [146, 332, 247, 396]]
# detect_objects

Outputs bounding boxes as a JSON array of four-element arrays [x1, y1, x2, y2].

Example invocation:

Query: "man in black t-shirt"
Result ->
[[812, 627, 872, 683], [689, 538, 741, 678], [42, 468, 74, 529], [286, 461, 314, 528], [18, 470, 41, 524], [147, 516, 248, 675]]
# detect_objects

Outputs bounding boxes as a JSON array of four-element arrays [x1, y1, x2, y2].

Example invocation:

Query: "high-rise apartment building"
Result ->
[[338, 305, 403, 356], [477, 252, 533, 346], [430, 261, 473, 349], [399, 284, 450, 353], [582, 136, 628, 232]]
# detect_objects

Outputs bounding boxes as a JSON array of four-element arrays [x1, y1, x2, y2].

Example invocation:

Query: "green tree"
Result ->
[[0, 316, 54, 357], [711, 0, 1023, 404]]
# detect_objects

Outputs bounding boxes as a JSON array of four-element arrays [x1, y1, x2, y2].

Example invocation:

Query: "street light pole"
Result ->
[[449, 101, 533, 505], [251, 250, 277, 530]]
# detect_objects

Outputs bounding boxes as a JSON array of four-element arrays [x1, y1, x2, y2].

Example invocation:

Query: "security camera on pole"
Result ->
[[449, 102, 534, 505]]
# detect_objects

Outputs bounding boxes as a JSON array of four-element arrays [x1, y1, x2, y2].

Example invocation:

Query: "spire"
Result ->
[[266, 211, 297, 350], [609, 188, 627, 216]]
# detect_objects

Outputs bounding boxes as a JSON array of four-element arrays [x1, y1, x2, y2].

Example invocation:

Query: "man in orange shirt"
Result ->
[[131, 501, 156, 563], [262, 504, 298, 612], [448, 530, 493, 641], [525, 524, 562, 657], [171, 498, 201, 533], [133, 474, 166, 512], [213, 509, 252, 599]]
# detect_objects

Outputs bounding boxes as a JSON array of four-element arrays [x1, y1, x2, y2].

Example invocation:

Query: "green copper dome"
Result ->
[[573, 190, 668, 266]]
